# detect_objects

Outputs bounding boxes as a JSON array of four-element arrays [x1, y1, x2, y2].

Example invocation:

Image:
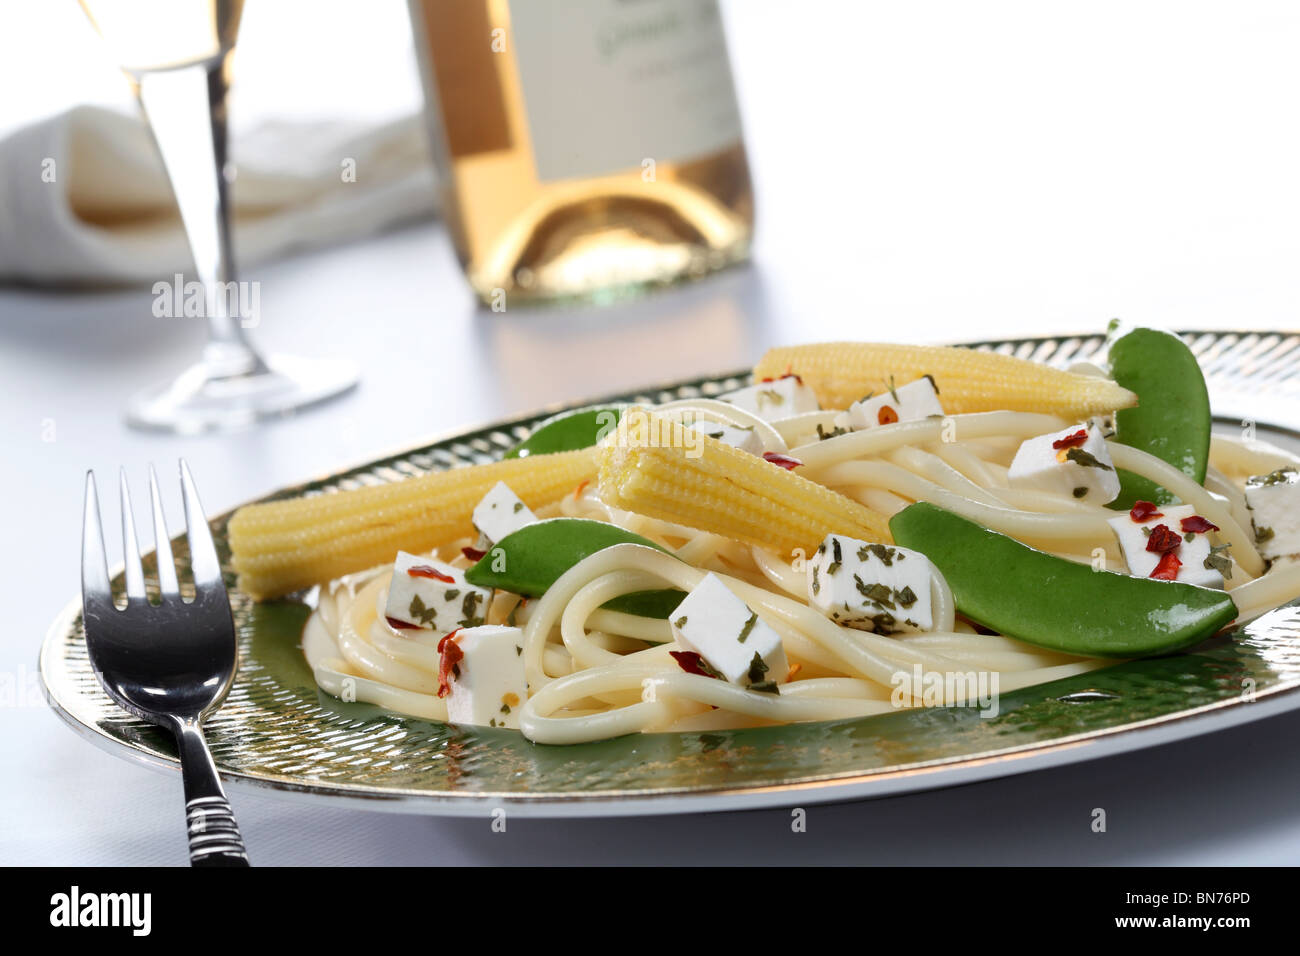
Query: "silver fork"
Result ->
[[81, 461, 249, 867]]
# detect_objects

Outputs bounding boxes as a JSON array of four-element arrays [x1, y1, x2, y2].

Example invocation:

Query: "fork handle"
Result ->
[[175, 719, 249, 867]]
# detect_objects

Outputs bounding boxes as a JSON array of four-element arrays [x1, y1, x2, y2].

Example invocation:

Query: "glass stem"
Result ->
[[135, 56, 268, 378]]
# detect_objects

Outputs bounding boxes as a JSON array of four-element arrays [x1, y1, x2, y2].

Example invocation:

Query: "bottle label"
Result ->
[[508, 0, 744, 182]]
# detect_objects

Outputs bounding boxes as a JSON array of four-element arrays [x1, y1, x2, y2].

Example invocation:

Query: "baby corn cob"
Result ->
[[754, 342, 1138, 418], [598, 408, 891, 558], [229, 448, 596, 600]]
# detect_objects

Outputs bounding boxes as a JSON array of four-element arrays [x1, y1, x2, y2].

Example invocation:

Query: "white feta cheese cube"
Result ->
[[807, 534, 939, 633], [1244, 468, 1300, 560], [719, 376, 820, 422], [384, 551, 492, 634], [1007, 424, 1121, 504], [1106, 504, 1224, 588], [682, 416, 763, 455], [471, 481, 537, 545], [443, 625, 527, 729], [844, 376, 944, 430], [669, 573, 788, 687]]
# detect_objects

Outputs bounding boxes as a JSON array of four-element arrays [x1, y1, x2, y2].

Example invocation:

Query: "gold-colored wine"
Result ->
[[77, 0, 244, 73], [408, 0, 754, 305]]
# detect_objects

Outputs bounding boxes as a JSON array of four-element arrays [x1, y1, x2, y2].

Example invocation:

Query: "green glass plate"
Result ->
[[39, 331, 1300, 817]]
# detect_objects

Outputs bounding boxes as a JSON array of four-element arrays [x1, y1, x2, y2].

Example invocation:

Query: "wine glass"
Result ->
[[78, 0, 357, 433]]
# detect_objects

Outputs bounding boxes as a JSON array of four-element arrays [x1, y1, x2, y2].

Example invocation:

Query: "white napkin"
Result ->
[[0, 105, 438, 285]]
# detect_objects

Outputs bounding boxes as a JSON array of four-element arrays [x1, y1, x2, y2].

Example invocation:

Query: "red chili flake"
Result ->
[[1149, 551, 1182, 580], [572, 479, 590, 500], [669, 651, 720, 678], [1129, 500, 1164, 522], [461, 546, 487, 562], [759, 370, 804, 385], [762, 452, 803, 470], [436, 630, 464, 698], [1051, 429, 1089, 450], [385, 616, 422, 631], [1180, 515, 1220, 535], [407, 564, 455, 583], [1145, 524, 1183, 554], [877, 405, 900, 425]]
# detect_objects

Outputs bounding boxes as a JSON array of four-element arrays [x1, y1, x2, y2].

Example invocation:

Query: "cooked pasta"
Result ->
[[300, 396, 1300, 745]]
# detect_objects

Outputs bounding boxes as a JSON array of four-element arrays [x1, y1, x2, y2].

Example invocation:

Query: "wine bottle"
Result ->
[[408, 0, 754, 306]]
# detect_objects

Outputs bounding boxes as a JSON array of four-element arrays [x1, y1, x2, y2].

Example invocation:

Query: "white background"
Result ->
[[1, 1, 1298, 865]]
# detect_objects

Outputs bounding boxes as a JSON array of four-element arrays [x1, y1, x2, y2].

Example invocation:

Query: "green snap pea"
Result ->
[[504, 405, 625, 459], [464, 517, 684, 620], [1106, 325, 1211, 510], [889, 502, 1237, 657]]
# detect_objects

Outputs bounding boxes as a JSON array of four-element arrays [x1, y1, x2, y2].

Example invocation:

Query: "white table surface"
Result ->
[[3, 0, 1300, 865]]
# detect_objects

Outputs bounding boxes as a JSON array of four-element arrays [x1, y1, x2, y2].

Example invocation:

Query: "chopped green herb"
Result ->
[[1205, 543, 1233, 580], [895, 585, 918, 608], [811, 566, 821, 596], [859, 543, 898, 566], [746, 652, 769, 685], [445, 588, 460, 599], [886, 375, 900, 404], [854, 576, 895, 609], [700, 657, 726, 680], [737, 611, 758, 644], [867, 612, 898, 634], [408, 594, 437, 628], [749, 680, 780, 695], [1065, 447, 1113, 471], [673, 615, 688, 628], [1072, 486, 1088, 498], [1247, 468, 1299, 488], [827, 536, 843, 575], [513, 501, 524, 513], [459, 591, 484, 627], [500, 703, 511, 714], [817, 423, 849, 441], [1255, 524, 1275, 544]]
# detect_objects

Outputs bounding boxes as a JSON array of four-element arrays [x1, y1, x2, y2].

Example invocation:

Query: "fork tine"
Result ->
[[149, 464, 181, 599], [81, 472, 114, 613], [119, 469, 147, 603], [179, 459, 223, 594]]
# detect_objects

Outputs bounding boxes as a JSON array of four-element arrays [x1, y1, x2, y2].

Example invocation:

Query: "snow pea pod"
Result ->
[[1106, 325, 1211, 510], [504, 405, 624, 459], [889, 502, 1237, 657], [464, 517, 684, 618]]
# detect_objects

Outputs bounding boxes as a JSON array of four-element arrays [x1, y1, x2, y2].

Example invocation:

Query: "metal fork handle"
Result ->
[[175, 719, 249, 867]]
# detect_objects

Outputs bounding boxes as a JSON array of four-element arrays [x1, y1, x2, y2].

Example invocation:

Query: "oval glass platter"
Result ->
[[40, 330, 1300, 818]]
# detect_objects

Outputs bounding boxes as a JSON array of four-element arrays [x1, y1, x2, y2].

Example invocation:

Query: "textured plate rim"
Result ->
[[39, 593, 1300, 817], [38, 329, 1300, 817]]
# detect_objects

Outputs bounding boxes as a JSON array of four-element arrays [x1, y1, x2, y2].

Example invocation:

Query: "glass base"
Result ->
[[125, 353, 358, 434]]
